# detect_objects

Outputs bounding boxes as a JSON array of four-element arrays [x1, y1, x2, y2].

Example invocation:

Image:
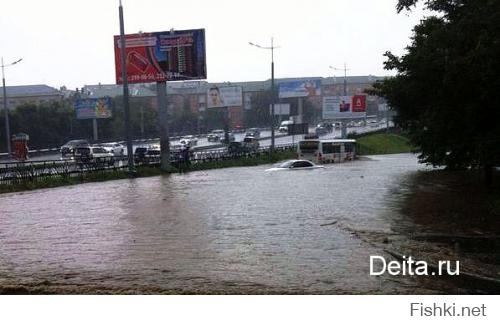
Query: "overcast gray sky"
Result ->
[[0, 0, 426, 89]]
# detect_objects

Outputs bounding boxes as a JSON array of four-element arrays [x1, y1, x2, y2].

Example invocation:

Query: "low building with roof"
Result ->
[[0, 84, 63, 110]]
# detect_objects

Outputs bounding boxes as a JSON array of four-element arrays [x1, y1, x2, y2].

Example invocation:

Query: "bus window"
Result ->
[[344, 143, 354, 152], [322, 142, 340, 154], [299, 141, 319, 153]]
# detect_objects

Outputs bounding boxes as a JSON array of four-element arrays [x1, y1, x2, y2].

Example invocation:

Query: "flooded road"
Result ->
[[0, 154, 496, 294]]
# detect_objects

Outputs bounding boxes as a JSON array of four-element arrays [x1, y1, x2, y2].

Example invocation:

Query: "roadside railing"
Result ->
[[0, 144, 296, 185]]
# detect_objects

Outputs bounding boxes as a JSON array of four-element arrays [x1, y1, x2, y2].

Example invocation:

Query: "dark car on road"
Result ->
[[61, 139, 90, 157], [207, 133, 220, 142], [242, 136, 260, 152], [245, 128, 261, 139], [134, 146, 161, 164], [228, 141, 246, 155], [134, 146, 148, 163], [220, 132, 236, 144], [315, 122, 334, 136]]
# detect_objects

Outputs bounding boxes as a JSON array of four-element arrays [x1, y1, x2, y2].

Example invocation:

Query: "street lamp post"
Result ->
[[329, 63, 350, 96], [329, 63, 350, 138], [249, 38, 280, 154], [1, 57, 22, 155], [118, 0, 135, 174]]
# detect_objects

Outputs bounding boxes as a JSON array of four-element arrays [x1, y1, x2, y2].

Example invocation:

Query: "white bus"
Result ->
[[297, 139, 356, 164]]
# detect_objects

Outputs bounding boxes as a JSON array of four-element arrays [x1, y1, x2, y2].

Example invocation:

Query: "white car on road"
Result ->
[[74, 146, 115, 163], [179, 135, 198, 147], [99, 142, 125, 155]]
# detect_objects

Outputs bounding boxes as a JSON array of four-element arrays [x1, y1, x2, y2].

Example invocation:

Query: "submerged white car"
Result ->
[[265, 160, 324, 172]]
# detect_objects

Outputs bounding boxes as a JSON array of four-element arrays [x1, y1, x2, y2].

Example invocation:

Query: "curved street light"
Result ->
[[329, 63, 350, 96], [2, 57, 23, 155], [249, 38, 280, 153]]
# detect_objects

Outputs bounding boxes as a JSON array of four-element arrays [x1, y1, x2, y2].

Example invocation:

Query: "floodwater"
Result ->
[[0, 154, 496, 294]]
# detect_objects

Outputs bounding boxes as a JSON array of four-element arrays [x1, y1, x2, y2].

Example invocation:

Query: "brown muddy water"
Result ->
[[0, 154, 498, 294]]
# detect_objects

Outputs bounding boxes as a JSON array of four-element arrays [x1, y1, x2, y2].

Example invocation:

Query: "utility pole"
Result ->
[[249, 38, 280, 155], [270, 37, 275, 154], [118, 0, 135, 173], [140, 106, 144, 137], [330, 63, 350, 138], [92, 118, 98, 141], [157, 81, 170, 170], [1, 57, 22, 155]]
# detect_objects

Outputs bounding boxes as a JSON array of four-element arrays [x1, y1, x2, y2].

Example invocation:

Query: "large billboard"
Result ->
[[114, 29, 206, 84], [75, 98, 112, 120], [279, 79, 321, 98], [206, 86, 243, 108], [322, 95, 366, 119]]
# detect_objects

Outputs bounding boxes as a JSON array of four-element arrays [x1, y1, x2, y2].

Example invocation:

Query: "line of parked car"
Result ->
[[59, 126, 266, 162], [60, 139, 125, 162]]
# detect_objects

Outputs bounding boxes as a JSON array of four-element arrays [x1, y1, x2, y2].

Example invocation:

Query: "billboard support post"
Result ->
[[92, 118, 98, 141], [118, 1, 135, 174], [157, 81, 170, 171], [297, 97, 303, 124], [341, 64, 348, 138], [341, 123, 347, 138], [140, 106, 144, 137]]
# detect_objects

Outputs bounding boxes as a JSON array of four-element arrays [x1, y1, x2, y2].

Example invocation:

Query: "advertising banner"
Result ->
[[114, 29, 207, 84], [75, 98, 112, 119], [279, 79, 321, 98], [322, 96, 366, 119], [206, 86, 243, 108], [352, 95, 367, 112], [269, 103, 290, 115]]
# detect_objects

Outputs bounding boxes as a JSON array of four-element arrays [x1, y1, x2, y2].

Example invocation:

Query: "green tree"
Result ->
[[372, 0, 500, 183]]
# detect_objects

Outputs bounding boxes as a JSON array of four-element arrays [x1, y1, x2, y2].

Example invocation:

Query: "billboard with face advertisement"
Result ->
[[114, 29, 206, 84], [206, 86, 243, 108]]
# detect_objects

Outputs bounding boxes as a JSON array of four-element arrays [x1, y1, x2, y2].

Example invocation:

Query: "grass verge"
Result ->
[[355, 132, 412, 155]]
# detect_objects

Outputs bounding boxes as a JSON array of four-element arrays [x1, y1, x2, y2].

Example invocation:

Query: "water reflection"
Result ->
[[1, 154, 493, 294]]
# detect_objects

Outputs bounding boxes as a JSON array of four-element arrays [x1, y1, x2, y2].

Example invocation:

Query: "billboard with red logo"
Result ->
[[322, 95, 367, 119], [114, 29, 206, 84], [352, 95, 366, 112]]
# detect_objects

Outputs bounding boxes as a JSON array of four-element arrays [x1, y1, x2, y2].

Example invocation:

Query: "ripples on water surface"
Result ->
[[1, 154, 486, 293]]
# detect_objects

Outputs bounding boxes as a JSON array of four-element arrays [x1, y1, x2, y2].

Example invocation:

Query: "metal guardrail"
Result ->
[[0, 144, 295, 185]]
